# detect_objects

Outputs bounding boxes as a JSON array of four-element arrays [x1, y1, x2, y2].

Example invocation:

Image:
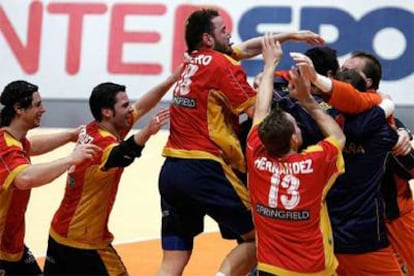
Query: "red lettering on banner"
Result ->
[[0, 1, 43, 74], [0, 2, 232, 76], [108, 4, 166, 75], [48, 3, 107, 75], [172, 5, 233, 72]]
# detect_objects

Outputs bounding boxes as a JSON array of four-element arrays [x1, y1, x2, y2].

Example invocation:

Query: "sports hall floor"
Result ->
[[27, 128, 414, 275]]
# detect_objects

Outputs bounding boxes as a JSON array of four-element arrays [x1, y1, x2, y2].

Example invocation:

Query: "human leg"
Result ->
[[157, 250, 192, 276], [158, 158, 206, 275], [207, 161, 256, 275], [158, 158, 256, 275], [217, 230, 256, 276]]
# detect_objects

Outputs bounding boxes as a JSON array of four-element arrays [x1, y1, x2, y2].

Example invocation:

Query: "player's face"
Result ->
[[21, 92, 45, 129], [342, 56, 364, 72], [111, 92, 133, 131], [211, 16, 233, 55], [342, 57, 370, 88]]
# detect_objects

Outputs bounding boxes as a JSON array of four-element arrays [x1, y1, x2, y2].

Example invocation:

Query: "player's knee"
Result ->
[[240, 229, 256, 242]]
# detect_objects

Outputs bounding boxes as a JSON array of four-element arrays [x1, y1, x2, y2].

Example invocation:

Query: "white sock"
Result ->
[[216, 272, 226, 276]]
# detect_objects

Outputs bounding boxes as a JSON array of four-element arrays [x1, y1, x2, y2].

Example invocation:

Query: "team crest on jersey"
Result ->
[[78, 126, 94, 144]]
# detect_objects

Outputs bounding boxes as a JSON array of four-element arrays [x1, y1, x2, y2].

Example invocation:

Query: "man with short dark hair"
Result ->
[[43, 71, 179, 275], [0, 80, 99, 275]]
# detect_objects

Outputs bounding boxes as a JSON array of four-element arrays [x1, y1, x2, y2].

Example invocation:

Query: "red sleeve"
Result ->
[[328, 80, 382, 114], [0, 149, 30, 190]]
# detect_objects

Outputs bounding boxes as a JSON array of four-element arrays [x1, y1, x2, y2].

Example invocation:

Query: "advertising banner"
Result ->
[[1, 0, 413, 104]]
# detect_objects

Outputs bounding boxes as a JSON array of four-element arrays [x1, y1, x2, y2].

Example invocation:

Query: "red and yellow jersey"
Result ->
[[163, 48, 256, 172], [246, 124, 344, 275], [50, 109, 137, 249], [0, 130, 31, 261]]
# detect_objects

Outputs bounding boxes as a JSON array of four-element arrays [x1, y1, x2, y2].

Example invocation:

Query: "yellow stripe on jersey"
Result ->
[[2, 164, 29, 191]]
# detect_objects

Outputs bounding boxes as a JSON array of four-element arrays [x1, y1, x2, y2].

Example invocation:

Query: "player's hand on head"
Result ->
[[290, 52, 317, 82], [288, 66, 311, 102]]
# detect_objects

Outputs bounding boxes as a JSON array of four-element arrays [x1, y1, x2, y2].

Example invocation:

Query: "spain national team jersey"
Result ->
[[49, 109, 137, 249], [0, 130, 31, 261], [162, 48, 256, 172], [246, 124, 344, 275]]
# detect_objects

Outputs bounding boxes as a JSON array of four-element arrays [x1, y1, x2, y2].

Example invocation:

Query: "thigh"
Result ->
[[0, 246, 42, 275], [159, 158, 205, 250], [204, 161, 254, 239], [159, 158, 254, 246]]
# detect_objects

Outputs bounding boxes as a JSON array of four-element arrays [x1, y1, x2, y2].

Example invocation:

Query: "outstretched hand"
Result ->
[[289, 30, 325, 46], [145, 108, 170, 136], [261, 33, 283, 67]]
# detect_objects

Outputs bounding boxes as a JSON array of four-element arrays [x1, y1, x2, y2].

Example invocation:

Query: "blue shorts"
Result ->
[[159, 157, 254, 250], [0, 246, 41, 275]]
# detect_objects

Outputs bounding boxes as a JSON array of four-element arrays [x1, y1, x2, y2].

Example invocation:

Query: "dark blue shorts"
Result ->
[[159, 157, 254, 250], [43, 236, 127, 275], [0, 246, 41, 275]]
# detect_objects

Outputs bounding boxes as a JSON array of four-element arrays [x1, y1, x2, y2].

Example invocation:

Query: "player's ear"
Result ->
[[365, 77, 373, 89], [202, 33, 214, 47], [290, 133, 300, 151], [101, 107, 113, 119]]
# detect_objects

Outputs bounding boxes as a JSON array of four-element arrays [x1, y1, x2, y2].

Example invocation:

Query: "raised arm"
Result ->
[[252, 34, 283, 125], [235, 31, 324, 60], [102, 108, 169, 171], [28, 126, 81, 156], [288, 66, 345, 149], [133, 65, 182, 120]]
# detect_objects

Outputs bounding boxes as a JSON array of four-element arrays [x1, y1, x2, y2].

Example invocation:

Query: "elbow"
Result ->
[[338, 134, 346, 150], [14, 175, 35, 190]]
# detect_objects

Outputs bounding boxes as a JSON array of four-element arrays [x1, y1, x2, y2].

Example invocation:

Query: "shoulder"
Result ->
[[204, 49, 239, 66]]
